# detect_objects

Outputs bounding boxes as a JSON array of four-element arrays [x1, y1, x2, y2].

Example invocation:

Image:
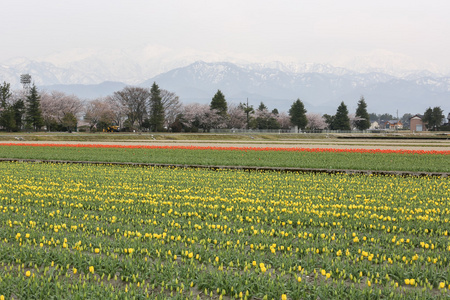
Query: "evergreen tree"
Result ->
[[0, 82, 13, 130], [432, 107, 444, 129], [401, 113, 413, 129], [379, 113, 394, 121], [333, 101, 351, 130], [1, 107, 16, 131], [252, 102, 280, 130], [210, 90, 228, 116], [354, 96, 371, 130], [289, 98, 307, 130], [423, 107, 432, 124], [323, 114, 335, 129], [423, 106, 444, 130], [25, 85, 44, 131], [267, 117, 280, 129], [13, 99, 25, 131], [257, 102, 268, 111], [368, 113, 379, 122], [0, 81, 11, 108], [148, 82, 165, 131]]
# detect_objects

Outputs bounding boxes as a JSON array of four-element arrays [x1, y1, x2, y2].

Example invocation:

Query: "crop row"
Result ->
[[0, 161, 449, 299], [0, 143, 449, 172]]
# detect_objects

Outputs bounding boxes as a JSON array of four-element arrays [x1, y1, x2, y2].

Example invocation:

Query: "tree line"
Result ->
[[1, 79, 446, 132], [0, 83, 42, 132]]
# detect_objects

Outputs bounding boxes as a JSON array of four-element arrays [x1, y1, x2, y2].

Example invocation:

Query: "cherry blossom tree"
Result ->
[[180, 103, 226, 132], [84, 98, 116, 130], [348, 113, 368, 130], [276, 112, 292, 129], [40, 90, 84, 131], [179, 103, 207, 131], [306, 113, 327, 130], [227, 103, 246, 129], [252, 102, 280, 129]]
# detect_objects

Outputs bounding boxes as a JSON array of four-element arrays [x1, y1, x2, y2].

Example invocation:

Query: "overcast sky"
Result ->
[[2, 0, 450, 72]]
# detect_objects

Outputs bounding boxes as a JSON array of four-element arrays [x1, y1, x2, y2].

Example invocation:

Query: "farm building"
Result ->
[[383, 120, 403, 130], [409, 114, 427, 132]]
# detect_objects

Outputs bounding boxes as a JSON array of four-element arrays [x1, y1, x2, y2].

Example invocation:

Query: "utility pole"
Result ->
[[241, 98, 253, 130], [246, 98, 249, 130], [396, 109, 399, 131]]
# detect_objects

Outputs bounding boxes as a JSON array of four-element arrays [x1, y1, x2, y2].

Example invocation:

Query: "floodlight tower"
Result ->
[[20, 74, 32, 94]]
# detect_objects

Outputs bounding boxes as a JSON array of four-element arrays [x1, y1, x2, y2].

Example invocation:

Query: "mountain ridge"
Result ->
[[140, 61, 450, 114], [1, 59, 449, 115]]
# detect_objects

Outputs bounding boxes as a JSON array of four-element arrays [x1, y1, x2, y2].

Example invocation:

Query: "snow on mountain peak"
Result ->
[[336, 49, 447, 77]]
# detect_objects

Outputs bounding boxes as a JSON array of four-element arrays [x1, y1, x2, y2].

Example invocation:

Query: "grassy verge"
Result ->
[[0, 144, 448, 172], [0, 132, 322, 142]]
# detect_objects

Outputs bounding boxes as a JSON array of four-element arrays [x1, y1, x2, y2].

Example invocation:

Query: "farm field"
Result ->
[[0, 159, 449, 299], [0, 136, 449, 299], [0, 131, 449, 144], [0, 143, 449, 173]]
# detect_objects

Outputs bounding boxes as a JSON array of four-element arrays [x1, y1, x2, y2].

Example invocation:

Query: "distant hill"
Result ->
[[2, 58, 449, 115], [140, 61, 450, 114]]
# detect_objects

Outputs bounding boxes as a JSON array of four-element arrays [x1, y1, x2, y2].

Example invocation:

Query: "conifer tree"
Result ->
[[257, 102, 268, 111], [333, 101, 351, 130], [423, 106, 444, 130], [0, 82, 14, 131], [0, 81, 11, 108], [354, 96, 371, 130], [289, 98, 307, 130], [148, 82, 165, 131], [13, 99, 25, 131], [210, 90, 228, 116], [25, 85, 44, 131]]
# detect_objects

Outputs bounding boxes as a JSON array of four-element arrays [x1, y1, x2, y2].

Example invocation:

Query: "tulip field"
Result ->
[[0, 143, 449, 299], [0, 143, 449, 172]]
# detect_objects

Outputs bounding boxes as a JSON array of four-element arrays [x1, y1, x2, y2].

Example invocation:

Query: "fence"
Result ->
[[208, 128, 375, 134]]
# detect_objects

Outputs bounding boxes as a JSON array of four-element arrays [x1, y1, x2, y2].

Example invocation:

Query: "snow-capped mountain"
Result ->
[[3, 46, 448, 87], [1, 56, 449, 114], [244, 61, 355, 76], [141, 61, 450, 114], [1, 45, 205, 87], [1, 57, 103, 86], [335, 49, 448, 78]]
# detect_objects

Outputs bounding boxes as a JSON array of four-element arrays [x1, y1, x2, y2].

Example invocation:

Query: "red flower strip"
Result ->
[[0, 143, 449, 155]]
